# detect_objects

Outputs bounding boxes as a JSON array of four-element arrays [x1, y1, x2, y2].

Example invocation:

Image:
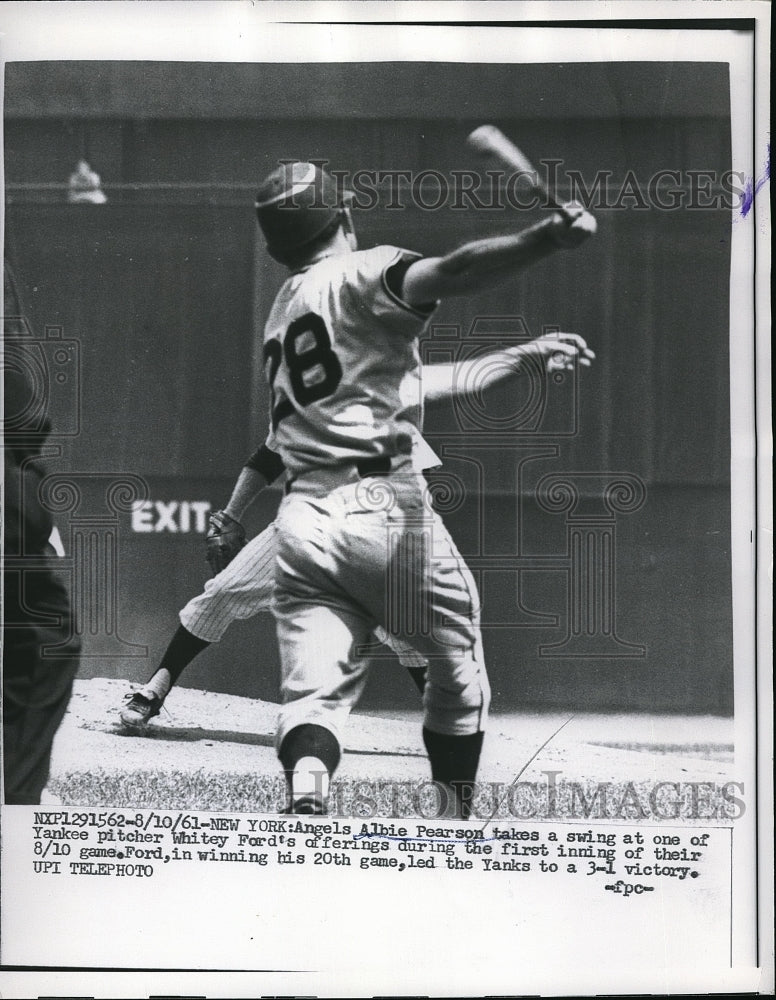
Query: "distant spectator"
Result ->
[[67, 159, 107, 204]]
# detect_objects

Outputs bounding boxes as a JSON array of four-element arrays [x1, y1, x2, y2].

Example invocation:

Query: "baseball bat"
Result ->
[[466, 124, 572, 219]]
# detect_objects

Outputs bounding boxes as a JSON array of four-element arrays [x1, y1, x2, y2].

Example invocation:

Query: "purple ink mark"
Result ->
[[741, 144, 770, 217], [740, 180, 753, 216]]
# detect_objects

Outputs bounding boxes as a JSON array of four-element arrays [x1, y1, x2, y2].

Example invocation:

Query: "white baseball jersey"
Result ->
[[263, 246, 435, 474], [267, 246, 489, 748]]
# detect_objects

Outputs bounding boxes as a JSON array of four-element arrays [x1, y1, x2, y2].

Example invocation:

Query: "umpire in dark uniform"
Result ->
[[3, 259, 80, 804]]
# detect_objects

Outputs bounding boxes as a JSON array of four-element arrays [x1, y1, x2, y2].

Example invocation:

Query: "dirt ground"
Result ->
[[50, 677, 735, 795]]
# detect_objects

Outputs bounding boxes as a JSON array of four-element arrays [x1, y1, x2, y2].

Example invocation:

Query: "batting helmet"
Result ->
[[255, 162, 350, 263]]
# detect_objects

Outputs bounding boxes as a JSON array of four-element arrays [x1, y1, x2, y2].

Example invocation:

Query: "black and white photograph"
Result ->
[[1, 3, 771, 996]]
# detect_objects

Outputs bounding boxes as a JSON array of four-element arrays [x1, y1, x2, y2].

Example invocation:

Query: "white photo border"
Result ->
[[1, 2, 771, 997]]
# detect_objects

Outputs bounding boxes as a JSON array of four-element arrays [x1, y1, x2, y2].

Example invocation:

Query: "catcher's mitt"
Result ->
[[206, 509, 246, 576]]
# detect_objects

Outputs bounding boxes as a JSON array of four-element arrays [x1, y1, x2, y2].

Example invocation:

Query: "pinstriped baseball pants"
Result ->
[[179, 525, 278, 642]]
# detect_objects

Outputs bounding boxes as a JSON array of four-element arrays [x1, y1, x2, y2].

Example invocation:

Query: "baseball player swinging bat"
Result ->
[[466, 124, 575, 221]]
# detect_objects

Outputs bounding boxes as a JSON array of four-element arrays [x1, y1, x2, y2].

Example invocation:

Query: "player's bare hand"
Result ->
[[549, 202, 597, 248], [525, 332, 596, 372]]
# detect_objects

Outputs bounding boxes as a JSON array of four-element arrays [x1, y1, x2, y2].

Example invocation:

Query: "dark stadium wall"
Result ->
[[3, 62, 733, 713]]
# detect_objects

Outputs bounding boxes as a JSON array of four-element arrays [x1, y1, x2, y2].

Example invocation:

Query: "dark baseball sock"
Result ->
[[422, 727, 484, 820], [278, 724, 341, 776], [141, 625, 210, 700], [157, 625, 210, 683], [278, 724, 341, 810]]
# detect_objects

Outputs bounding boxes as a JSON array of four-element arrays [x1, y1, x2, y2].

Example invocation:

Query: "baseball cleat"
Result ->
[[120, 691, 162, 730]]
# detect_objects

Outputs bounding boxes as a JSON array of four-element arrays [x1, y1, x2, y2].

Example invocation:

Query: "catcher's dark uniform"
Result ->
[[3, 261, 80, 804]]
